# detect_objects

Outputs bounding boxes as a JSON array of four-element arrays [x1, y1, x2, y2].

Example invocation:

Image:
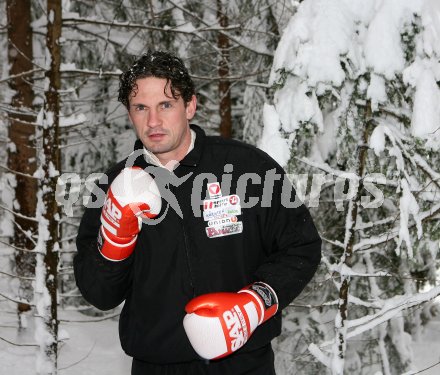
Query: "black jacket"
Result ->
[[74, 124, 321, 364]]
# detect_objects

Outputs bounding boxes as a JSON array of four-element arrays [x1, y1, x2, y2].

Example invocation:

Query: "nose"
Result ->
[[147, 108, 161, 128]]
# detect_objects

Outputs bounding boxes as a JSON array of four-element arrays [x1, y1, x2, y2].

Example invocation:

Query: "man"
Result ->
[[74, 50, 321, 374]]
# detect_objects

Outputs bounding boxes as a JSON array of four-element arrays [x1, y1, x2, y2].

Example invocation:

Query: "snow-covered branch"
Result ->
[[60, 68, 120, 77], [311, 285, 440, 355], [321, 236, 345, 249], [353, 202, 440, 252], [296, 157, 400, 188], [0, 203, 38, 223], [353, 231, 398, 252], [0, 163, 39, 180], [0, 103, 38, 118], [0, 68, 44, 84], [413, 154, 440, 190], [167, 0, 273, 56], [346, 287, 440, 333], [355, 216, 397, 231], [0, 239, 36, 254], [329, 263, 392, 279]]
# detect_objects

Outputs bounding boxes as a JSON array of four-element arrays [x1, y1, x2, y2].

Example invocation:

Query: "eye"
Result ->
[[161, 102, 172, 109], [134, 104, 146, 111]]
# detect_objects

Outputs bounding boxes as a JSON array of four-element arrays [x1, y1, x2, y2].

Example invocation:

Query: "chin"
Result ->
[[146, 144, 170, 154]]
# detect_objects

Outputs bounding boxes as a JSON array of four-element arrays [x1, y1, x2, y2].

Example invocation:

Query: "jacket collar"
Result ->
[[180, 124, 205, 167], [133, 124, 205, 168]]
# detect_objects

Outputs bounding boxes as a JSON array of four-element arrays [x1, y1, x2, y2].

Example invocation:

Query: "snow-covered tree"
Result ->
[[5, 0, 38, 322], [1, 1, 299, 372], [33, 2, 63, 372], [261, 0, 440, 374], [242, 0, 297, 145]]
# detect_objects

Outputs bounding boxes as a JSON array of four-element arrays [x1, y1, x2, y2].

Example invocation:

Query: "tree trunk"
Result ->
[[331, 101, 371, 374], [35, 0, 61, 373], [217, 0, 232, 138], [6, 0, 37, 322]]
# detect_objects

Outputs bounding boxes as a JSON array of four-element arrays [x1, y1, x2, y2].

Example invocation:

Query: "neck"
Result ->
[[143, 128, 195, 170], [157, 129, 192, 166]]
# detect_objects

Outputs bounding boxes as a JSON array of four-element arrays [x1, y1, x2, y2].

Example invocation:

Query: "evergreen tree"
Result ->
[[262, 1, 440, 374], [1, 0, 295, 371], [242, 0, 296, 145]]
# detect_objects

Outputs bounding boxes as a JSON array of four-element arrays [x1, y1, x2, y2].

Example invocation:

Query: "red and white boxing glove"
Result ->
[[97, 167, 161, 261], [183, 282, 278, 360]]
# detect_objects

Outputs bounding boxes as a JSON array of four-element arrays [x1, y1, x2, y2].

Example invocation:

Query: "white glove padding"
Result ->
[[183, 282, 278, 360], [98, 167, 161, 261]]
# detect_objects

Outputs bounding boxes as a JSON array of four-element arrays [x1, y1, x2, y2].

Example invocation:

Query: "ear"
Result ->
[[185, 95, 197, 120]]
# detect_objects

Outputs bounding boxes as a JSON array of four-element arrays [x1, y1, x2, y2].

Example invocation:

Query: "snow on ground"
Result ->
[[0, 309, 132, 375], [411, 314, 440, 375], [1, 307, 439, 374]]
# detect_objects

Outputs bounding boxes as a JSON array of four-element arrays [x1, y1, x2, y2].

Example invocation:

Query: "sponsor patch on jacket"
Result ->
[[203, 206, 241, 221], [203, 194, 240, 210], [202, 195, 241, 221], [207, 216, 238, 227], [207, 182, 222, 199], [203, 193, 243, 238], [205, 222, 243, 238]]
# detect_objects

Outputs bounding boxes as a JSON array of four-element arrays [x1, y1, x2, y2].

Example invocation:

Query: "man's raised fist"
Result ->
[[98, 167, 161, 261]]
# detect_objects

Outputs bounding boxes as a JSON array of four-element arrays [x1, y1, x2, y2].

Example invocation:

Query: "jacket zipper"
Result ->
[[181, 221, 196, 298], [168, 179, 196, 298]]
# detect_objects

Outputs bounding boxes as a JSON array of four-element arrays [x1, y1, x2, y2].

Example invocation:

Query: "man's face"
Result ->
[[128, 77, 197, 165]]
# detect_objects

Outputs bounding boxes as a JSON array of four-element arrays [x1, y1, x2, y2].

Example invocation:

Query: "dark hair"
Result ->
[[118, 50, 195, 108]]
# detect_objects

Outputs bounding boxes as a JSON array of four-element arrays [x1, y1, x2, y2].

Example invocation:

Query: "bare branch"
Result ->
[[59, 66, 270, 82], [0, 270, 35, 281], [59, 267, 74, 275], [403, 360, 440, 375], [192, 68, 271, 82], [0, 335, 38, 347], [58, 341, 96, 371], [62, 16, 187, 34], [59, 234, 79, 243], [7, 40, 46, 71], [0, 291, 35, 306], [58, 312, 120, 323]]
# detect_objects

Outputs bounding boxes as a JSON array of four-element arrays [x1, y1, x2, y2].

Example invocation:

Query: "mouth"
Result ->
[[147, 133, 166, 141]]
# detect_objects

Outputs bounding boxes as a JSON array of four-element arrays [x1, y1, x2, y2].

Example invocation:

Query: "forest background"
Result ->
[[0, 0, 440, 374]]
